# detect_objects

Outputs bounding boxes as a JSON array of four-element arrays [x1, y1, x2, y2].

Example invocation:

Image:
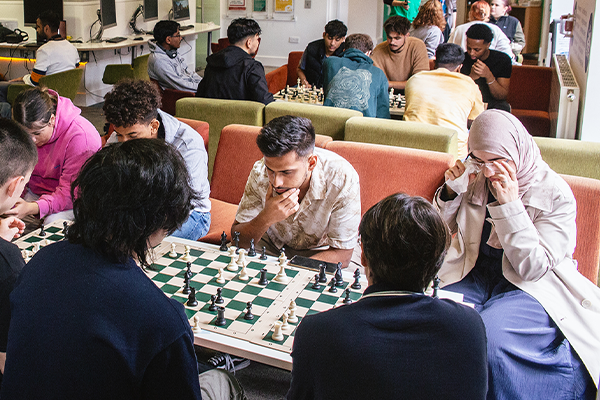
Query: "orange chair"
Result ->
[[266, 51, 304, 94], [508, 65, 553, 138], [561, 174, 600, 285], [325, 141, 454, 215], [210, 38, 230, 54], [150, 78, 196, 117]]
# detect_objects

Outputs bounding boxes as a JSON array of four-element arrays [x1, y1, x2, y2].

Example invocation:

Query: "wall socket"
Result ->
[[289, 36, 300, 44], [305, 0, 311, 8]]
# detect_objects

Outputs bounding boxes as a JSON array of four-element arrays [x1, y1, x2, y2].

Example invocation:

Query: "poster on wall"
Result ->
[[254, 0, 266, 12], [274, 0, 293, 13], [228, 0, 246, 10]]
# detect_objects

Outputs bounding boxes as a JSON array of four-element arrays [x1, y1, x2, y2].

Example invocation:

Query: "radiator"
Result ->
[[549, 54, 580, 139]]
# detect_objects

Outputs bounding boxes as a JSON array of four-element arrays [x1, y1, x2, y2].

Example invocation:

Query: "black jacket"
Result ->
[[302, 39, 345, 88], [196, 45, 273, 105]]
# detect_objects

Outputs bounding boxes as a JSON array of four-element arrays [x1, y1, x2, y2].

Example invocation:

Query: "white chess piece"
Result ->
[[216, 267, 226, 284], [226, 247, 238, 272], [238, 264, 249, 281], [272, 321, 284, 341], [192, 316, 202, 334], [236, 249, 246, 269], [181, 245, 192, 261], [274, 263, 289, 284], [32, 242, 40, 254], [287, 299, 298, 323], [169, 243, 178, 258], [281, 312, 289, 330]]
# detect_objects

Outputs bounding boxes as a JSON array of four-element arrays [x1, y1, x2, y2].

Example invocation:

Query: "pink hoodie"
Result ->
[[27, 92, 101, 218]]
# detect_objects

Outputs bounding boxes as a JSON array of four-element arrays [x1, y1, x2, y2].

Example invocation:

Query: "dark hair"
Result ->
[[257, 116, 315, 158], [324, 19, 347, 38], [67, 139, 198, 268], [412, 0, 446, 31], [0, 118, 38, 187], [466, 23, 494, 43], [153, 20, 180, 45], [12, 87, 58, 132], [103, 80, 161, 127], [359, 193, 450, 292], [435, 43, 465, 70], [227, 18, 261, 45], [344, 34, 373, 53], [38, 10, 61, 32], [384, 16, 411, 36]]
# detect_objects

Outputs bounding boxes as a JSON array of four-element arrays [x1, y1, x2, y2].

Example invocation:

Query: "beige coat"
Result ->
[[435, 169, 600, 387]]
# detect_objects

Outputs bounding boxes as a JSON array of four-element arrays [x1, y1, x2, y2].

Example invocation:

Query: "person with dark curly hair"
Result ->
[[1, 139, 246, 399], [196, 18, 273, 105], [410, 0, 446, 59], [103, 79, 211, 241], [287, 193, 488, 399]]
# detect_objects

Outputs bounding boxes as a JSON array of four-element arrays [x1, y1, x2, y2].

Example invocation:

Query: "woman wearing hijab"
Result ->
[[435, 110, 599, 399]]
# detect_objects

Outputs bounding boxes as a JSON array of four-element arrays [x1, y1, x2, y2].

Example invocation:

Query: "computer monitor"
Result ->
[[23, 0, 63, 27], [100, 0, 117, 29], [172, 0, 190, 21], [144, 0, 159, 22]]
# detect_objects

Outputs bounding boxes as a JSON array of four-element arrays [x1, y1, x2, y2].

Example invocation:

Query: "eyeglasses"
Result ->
[[467, 153, 511, 169], [170, 33, 182, 38]]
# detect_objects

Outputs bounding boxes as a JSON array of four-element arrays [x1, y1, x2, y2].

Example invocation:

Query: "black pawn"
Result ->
[[318, 264, 327, 283], [208, 294, 218, 311], [186, 261, 192, 277], [328, 278, 337, 293], [215, 287, 224, 304], [343, 288, 353, 304], [432, 276, 441, 299], [182, 274, 191, 295], [334, 262, 344, 287], [244, 301, 254, 320], [311, 274, 321, 290], [187, 287, 198, 307], [215, 307, 226, 326], [233, 231, 240, 254], [258, 268, 269, 286], [351, 268, 362, 290], [259, 246, 267, 260], [219, 231, 228, 251], [39, 224, 46, 237], [62, 221, 69, 238], [248, 239, 256, 257]]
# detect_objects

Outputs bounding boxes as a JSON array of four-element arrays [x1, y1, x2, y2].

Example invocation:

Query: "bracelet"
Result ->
[[487, 79, 496, 85]]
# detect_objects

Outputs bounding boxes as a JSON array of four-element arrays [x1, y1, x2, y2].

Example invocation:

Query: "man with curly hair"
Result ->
[[103, 80, 211, 241]]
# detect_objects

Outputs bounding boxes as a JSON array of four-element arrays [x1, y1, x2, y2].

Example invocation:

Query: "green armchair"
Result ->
[[7, 67, 84, 104], [102, 54, 150, 85]]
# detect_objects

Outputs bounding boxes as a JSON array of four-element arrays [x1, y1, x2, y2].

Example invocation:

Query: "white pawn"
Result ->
[[238, 264, 249, 281], [272, 321, 284, 341], [169, 242, 178, 258], [281, 312, 289, 330], [192, 316, 202, 334], [216, 267, 226, 284], [287, 300, 298, 323], [181, 245, 192, 261], [32, 242, 41, 254], [226, 247, 238, 272], [236, 249, 246, 268], [274, 263, 289, 284]]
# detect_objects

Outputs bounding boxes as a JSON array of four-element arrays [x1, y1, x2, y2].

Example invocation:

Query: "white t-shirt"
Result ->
[[23, 39, 80, 86]]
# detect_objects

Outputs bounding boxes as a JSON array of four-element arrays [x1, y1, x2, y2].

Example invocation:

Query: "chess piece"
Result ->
[[238, 264, 249, 281], [219, 231, 228, 251], [215, 287, 224, 304], [169, 242, 178, 258], [233, 231, 240, 253], [311, 274, 321, 290], [258, 268, 268, 286], [287, 300, 298, 323], [432, 276, 441, 299], [281, 312, 289, 330], [185, 261, 193, 282], [226, 250, 238, 272], [215, 307, 227, 326], [32, 242, 41, 254], [334, 262, 344, 287], [39, 224, 46, 237], [216, 267, 226, 284], [343, 288, 353, 304], [274, 261, 289, 284], [208, 294, 218, 311], [248, 239, 256, 257], [62, 221, 69, 237], [182, 274, 191, 295], [244, 301, 254, 320], [328, 278, 338, 293], [278, 249, 287, 266], [351, 268, 362, 290], [181, 245, 192, 261], [259, 246, 267, 260], [192, 316, 202, 334], [318, 264, 327, 283], [271, 321, 284, 341], [187, 287, 198, 307], [236, 249, 247, 270]]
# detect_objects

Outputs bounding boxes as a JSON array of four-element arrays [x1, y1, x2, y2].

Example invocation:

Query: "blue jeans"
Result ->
[[171, 211, 211, 241]]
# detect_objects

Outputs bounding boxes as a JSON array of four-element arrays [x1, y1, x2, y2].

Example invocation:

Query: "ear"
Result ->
[[245, 36, 254, 50], [307, 154, 317, 172], [150, 119, 160, 137], [455, 64, 463, 72], [322, 32, 327, 40], [5, 176, 24, 198]]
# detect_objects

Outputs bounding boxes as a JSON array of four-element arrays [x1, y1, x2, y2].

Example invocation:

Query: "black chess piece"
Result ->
[[62, 221, 69, 239], [233, 231, 240, 254], [311, 274, 321, 290], [334, 262, 344, 287], [215, 307, 227, 326], [318, 264, 327, 283], [259, 246, 267, 260], [187, 287, 198, 307], [219, 231, 228, 251], [351, 268, 362, 290], [215, 287, 224, 304], [182, 275, 191, 295], [208, 294, 218, 311], [343, 288, 353, 304], [39, 224, 46, 237], [185, 261, 193, 283], [248, 238, 256, 257], [432, 276, 441, 299], [258, 268, 269, 286], [244, 301, 254, 320], [328, 278, 337, 293]]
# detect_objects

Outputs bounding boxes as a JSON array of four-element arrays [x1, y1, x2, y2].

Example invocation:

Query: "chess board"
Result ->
[[15, 220, 69, 260]]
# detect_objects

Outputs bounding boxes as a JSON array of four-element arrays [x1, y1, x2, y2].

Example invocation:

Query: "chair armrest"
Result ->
[[266, 65, 288, 94]]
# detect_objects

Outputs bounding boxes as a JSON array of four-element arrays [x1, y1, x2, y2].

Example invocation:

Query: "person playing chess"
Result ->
[[1, 139, 245, 399], [0, 119, 37, 383], [232, 115, 360, 268], [287, 193, 488, 399]]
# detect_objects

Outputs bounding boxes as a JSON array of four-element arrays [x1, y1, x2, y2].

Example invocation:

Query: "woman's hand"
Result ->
[[491, 160, 518, 204], [442, 160, 466, 200]]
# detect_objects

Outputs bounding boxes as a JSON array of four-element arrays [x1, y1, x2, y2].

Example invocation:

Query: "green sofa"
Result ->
[[534, 137, 600, 181]]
